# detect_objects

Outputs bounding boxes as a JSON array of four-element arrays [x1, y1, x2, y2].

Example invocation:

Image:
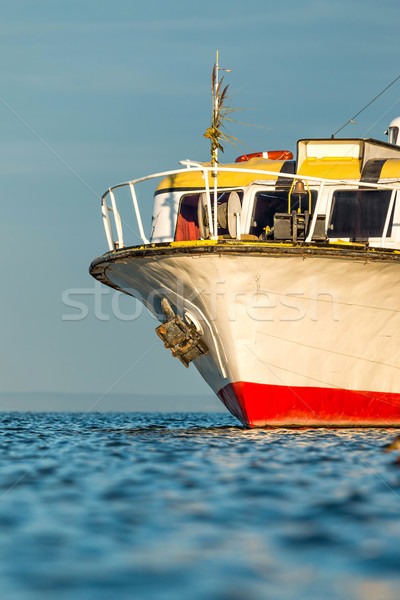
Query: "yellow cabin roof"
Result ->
[[156, 157, 290, 192], [156, 140, 400, 193]]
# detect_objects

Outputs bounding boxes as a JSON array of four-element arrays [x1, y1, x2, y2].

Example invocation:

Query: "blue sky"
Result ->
[[0, 0, 399, 409]]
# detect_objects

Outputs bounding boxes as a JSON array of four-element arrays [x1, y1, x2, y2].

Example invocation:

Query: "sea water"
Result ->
[[0, 412, 400, 600]]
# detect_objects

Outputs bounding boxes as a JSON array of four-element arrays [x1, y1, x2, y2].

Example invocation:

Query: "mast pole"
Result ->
[[213, 50, 219, 240]]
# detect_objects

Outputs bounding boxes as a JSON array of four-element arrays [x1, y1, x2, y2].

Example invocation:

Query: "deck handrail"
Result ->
[[101, 161, 400, 251]]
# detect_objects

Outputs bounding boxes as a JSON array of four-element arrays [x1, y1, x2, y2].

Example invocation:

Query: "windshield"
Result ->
[[328, 189, 393, 239]]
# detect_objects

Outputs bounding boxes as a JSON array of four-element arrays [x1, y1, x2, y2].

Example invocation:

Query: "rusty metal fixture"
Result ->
[[155, 299, 209, 367]]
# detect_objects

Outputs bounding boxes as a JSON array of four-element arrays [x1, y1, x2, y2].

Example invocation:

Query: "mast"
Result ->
[[204, 51, 234, 239], [213, 50, 219, 240]]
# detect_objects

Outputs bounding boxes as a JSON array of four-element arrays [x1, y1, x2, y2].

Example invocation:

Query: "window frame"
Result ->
[[246, 183, 319, 237], [173, 188, 245, 241], [326, 187, 397, 243]]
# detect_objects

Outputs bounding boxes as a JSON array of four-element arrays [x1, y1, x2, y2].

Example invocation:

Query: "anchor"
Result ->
[[155, 298, 209, 368]]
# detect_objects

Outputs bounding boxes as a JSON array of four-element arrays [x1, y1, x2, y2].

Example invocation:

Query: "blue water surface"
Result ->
[[0, 411, 400, 600]]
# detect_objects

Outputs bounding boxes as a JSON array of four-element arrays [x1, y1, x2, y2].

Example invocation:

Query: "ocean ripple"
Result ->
[[0, 412, 400, 599]]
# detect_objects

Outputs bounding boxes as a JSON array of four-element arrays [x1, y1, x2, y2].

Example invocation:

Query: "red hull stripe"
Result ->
[[218, 382, 400, 427]]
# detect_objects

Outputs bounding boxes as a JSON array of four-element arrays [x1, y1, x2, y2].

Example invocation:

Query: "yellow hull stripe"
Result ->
[[297, 158, 362, 180]]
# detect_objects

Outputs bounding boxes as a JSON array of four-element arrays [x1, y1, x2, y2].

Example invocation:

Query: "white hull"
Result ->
[[91, 244, 400, 426]]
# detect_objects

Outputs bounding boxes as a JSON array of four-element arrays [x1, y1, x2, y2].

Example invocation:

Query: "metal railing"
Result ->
[[100, 160, 400, 251]]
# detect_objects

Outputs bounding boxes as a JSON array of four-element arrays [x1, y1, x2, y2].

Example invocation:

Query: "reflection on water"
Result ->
[[0, 412, 400, 600]]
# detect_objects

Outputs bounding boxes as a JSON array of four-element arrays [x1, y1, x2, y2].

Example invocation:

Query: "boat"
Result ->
[[89, 70, 400, 427]]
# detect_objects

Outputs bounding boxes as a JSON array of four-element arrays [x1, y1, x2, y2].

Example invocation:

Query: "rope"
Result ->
[[332, 74, 400, 137]]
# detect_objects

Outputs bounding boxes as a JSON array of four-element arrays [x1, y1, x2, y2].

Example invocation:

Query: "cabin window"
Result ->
[[328, 189, 393, 239], [175, 194, 200, 241], [250, 190, 317, 237], [174, 191, 243, 241]]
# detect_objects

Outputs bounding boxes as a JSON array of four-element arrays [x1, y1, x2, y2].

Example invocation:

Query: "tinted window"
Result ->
[[328, 190, 393, 239], [250, 190, 317, 237]]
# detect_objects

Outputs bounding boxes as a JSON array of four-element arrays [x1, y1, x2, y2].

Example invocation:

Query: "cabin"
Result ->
[[149, 137, 400, 249]]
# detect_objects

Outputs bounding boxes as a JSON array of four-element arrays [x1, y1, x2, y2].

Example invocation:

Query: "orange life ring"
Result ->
[[235, 150, 293, 162]]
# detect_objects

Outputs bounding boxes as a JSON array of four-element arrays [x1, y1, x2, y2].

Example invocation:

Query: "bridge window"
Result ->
[[328, 189, 393, 240]]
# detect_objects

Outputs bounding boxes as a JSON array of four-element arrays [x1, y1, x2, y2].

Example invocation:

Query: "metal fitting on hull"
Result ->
[[155, 298, 209, 368]]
